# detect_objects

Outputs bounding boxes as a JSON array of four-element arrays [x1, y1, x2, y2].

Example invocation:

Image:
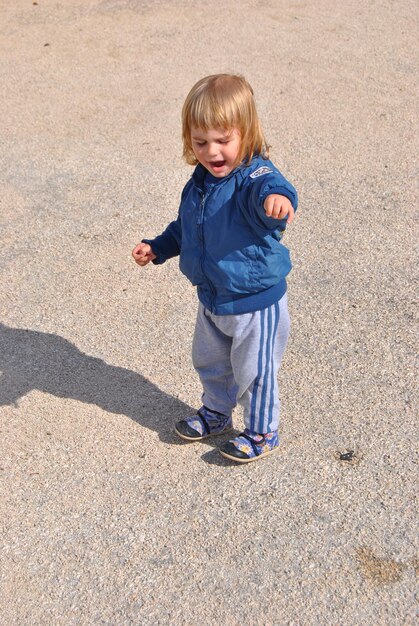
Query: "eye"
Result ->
[[194, 141, 205, 146]]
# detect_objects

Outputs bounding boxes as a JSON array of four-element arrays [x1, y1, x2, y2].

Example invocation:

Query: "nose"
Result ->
[[206, 142, 219, 157]]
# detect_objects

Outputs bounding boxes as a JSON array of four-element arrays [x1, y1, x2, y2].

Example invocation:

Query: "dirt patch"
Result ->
[[356, 547, 407, 585]]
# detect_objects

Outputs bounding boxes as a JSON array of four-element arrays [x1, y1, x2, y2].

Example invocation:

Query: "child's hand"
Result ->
[[264, 194, 295, 224], [132, 242, 157, 266]]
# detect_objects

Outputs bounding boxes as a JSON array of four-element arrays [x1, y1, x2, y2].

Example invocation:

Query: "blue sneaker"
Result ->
[[175, 406, 233, 441], [219, 430, 279, 463]]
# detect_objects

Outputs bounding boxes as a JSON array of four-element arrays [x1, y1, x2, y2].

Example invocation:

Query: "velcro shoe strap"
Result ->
[[197, 410, 211, 435]]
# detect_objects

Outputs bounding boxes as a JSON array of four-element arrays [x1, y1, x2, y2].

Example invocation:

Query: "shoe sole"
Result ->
[[174, 426, 233, 442], [219, 446, 279, 463]]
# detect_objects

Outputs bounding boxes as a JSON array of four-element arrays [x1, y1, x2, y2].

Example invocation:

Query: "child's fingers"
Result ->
[[286, 205, 295, 224], [264, 196, 275, 216], [132, 242, 157, 266], [264, 197, 295, 222], [268, 199, 286, 220], [273, 200, 285, 219], [132, 243, 150, 258], [135, 252, 151, 266]]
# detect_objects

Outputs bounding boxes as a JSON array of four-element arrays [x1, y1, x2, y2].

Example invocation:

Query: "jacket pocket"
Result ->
[[207, 250, 256, 295], [179, 248, 203, 286]]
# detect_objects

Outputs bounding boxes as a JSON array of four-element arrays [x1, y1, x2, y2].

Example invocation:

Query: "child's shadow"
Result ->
[[0, 323, 238, 464], [0, 322, 199, 446]]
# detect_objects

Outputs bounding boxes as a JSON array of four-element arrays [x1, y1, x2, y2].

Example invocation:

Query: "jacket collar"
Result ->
[[191, 155, 262, 190]]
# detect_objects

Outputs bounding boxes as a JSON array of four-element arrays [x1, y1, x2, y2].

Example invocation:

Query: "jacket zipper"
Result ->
[[198, 188, 217, 312]]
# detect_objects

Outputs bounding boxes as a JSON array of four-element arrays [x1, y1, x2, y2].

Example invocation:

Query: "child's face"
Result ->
[[190, 127, 241, 177]]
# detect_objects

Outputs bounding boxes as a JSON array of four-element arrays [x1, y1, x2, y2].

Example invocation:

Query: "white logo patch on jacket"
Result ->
[[249, 166, 273, 179]]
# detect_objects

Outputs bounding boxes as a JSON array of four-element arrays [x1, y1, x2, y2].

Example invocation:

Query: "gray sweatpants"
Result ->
[[192, 294, 290, 434]]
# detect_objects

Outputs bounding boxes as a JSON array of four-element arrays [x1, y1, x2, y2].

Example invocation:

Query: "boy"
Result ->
[[132, 74, 298, 462]]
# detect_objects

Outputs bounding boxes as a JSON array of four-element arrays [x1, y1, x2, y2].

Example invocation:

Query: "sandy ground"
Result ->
[[0, 1, 417, 624]]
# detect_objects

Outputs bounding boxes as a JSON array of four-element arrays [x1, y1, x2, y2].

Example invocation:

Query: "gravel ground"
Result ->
[[0, 1, 417, 624]]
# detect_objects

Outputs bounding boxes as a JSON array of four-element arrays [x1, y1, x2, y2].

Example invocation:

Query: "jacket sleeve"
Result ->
[[240, 166, 298, 234], [142, 180, 193, 264], [142, 214, 182, 265]]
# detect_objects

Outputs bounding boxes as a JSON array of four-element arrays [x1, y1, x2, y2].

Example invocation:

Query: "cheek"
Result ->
[[231, 142, 241, 160]]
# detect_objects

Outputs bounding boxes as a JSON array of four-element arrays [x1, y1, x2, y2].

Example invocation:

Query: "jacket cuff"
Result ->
[[141, 239, 166, 265]]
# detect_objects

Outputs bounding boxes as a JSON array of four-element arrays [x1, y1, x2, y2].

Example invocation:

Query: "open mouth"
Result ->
[[210, 160, 226, 169]]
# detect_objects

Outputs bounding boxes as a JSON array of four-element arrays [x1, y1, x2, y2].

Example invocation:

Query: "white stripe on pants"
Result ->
[[192, 294, 290, 433]]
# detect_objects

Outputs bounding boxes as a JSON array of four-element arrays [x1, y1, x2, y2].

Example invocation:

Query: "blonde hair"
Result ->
[[182, 74, 269, 166]]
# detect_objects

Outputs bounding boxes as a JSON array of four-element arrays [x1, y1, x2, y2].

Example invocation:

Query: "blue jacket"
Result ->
[[144, 155, 298, 315]]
